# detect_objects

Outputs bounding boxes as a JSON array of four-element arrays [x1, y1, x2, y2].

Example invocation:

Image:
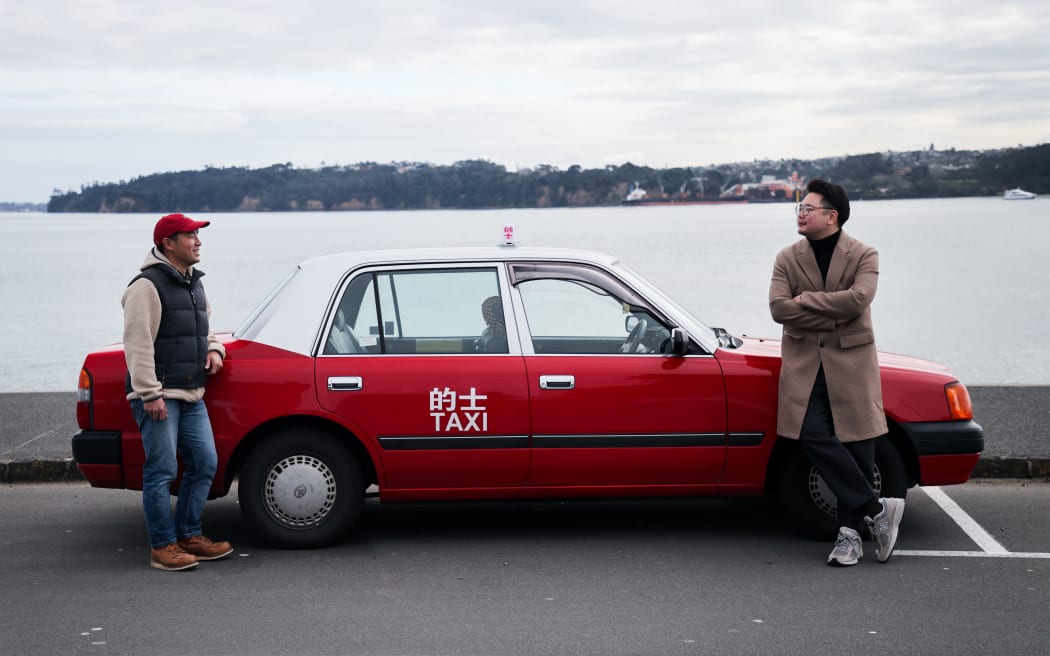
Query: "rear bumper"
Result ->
[[71, 430, 124, 488], [72, 430, 122, 464]]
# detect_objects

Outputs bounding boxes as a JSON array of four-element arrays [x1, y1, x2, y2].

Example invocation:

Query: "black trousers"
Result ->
[[799, 367, 878, 531]]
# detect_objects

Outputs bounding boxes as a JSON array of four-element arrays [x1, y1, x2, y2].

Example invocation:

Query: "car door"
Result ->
[[315, 264, 531, 490], [510, 262, 728, 486]]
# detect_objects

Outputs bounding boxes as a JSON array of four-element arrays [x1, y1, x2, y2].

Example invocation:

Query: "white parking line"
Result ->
[[894, 485, 1050, 559], [894, 550, 1050, 559], [922, 485, 1010, 554]]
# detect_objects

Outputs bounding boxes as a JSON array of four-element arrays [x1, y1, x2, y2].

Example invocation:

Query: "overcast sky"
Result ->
[[3, 0, 1048, 202]]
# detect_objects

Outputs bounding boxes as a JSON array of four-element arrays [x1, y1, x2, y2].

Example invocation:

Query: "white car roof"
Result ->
[[235, 246, 715, 356], [298, 246, 622, 275]]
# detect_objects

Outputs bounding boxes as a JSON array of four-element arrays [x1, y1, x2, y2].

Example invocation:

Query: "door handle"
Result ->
[[539, 375, 575, 390], [328, 376, 363, 391]]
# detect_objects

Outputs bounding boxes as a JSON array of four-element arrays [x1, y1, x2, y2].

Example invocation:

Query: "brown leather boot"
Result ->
[[150, 543, 199, 571], [177, 535, 234, 561]]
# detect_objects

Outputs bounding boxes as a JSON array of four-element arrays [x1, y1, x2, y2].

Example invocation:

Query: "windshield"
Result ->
[[612, 260, 718, 347]]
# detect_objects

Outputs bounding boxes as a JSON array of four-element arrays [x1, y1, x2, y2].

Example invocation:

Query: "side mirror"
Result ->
[[669, 327, 688, 356]]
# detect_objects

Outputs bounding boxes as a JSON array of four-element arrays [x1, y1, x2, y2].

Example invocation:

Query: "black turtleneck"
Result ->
[[809, 229, 841, 284]]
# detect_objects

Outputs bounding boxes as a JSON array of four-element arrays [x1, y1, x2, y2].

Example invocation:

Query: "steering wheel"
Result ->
[[620, 318, 648, 354]]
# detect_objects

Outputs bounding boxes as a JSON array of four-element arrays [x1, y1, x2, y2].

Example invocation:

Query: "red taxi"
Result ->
[[73, 246, 984, 548]]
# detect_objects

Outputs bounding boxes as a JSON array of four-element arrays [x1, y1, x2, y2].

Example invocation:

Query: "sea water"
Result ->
[[1, 196, 1046, 392]]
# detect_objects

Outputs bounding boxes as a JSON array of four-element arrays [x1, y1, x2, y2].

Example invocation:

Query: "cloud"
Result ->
[[2, 0, 1049, 201]]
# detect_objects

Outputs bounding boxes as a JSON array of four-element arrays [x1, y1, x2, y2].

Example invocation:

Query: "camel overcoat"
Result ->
[[768, 231, 887, 442]]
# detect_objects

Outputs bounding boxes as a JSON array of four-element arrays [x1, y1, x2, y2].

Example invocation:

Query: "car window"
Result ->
[[324, 267, 506, 355], [517, 278, 670, 355], [234, 266, 299, 339]]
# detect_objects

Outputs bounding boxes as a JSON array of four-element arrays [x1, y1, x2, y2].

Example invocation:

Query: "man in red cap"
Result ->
[[122, 213, 233, 571]]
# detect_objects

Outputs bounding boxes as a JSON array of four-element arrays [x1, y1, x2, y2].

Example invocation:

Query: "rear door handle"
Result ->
[[328, 376, 363, 391], [539, 375, 575, 390]]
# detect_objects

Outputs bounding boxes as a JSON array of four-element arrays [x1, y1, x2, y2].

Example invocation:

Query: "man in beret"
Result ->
[[123, 213, 233, 571], [769, 179, 905, 566]]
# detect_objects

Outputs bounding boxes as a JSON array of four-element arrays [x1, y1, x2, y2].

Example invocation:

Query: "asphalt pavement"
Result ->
[[1, 479, 1048, 655], [1, 387, 1049, 483]]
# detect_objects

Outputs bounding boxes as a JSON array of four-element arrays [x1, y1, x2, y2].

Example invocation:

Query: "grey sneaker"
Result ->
[[827, 527, 863, 566], [866, 497, 905, 563]]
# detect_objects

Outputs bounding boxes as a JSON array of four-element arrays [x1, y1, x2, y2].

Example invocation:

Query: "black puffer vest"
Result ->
[[124, 264, 210, 393]]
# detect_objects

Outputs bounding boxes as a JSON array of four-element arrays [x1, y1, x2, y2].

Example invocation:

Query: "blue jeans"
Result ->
[[130, 398, 218, 548]]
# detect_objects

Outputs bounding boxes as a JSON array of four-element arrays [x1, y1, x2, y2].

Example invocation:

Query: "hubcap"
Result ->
[[807, 466, 883, 520], [263, 455, 337, 529]]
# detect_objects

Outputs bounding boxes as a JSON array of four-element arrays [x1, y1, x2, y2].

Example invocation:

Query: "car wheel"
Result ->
[[239, 427, 363, 549], [774, 438, 908, 540]]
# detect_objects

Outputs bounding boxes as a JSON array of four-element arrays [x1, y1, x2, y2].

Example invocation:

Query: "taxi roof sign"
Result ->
[[500, 224, 517, 247]]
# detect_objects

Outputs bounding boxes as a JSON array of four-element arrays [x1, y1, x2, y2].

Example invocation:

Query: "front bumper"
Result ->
[[900, 419, 984, 456], [900, 419, 984, 485]]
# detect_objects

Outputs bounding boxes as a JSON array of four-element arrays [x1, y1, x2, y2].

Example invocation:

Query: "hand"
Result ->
[[144, 398, 167, 421], [205, 351, 224, 376]]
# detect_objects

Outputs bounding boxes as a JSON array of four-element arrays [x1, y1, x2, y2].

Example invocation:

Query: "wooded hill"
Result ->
[[47, 143, 1050, 213]]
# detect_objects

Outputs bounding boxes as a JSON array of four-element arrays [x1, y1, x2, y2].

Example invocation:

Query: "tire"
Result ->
[[238, 427, 364, 549], [773, 438, 908, 540]]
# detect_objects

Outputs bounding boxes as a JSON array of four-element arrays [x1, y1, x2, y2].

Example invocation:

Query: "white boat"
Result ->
[[1003, 187, 1036, 200]]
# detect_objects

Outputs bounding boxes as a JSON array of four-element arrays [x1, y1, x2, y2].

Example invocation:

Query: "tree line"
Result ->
[[47, 143, 1050, 213]]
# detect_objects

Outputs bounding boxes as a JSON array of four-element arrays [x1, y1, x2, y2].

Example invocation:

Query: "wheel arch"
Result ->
[[885, 417, 920, 488], [222, 415, 379, 493], [764, 434, 797, 494], [763, 416, 919, 494]]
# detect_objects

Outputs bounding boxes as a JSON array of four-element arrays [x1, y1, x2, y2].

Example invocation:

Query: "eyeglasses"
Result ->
[[795, 204, 834, 217]]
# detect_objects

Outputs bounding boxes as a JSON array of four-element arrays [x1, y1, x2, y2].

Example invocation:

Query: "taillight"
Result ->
[[76, 368, 92, 428], [945, 382, 973, 420], [77, 368, 92, 402]]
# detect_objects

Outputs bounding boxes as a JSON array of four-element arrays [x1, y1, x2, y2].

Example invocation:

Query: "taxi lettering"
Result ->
[[429, 386, 489, 432]]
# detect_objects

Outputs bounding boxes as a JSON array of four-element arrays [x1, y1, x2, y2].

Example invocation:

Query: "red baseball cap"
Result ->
[[153, 213, 211, 246]]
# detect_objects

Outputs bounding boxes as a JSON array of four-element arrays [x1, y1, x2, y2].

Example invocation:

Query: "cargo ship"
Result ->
[[621, 183, 747, 206], [719, 172, 804, 203], [623, 171, 804, 206]]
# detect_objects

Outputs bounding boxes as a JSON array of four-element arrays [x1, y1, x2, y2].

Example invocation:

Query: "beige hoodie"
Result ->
[[122, 248, 226, 403]]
